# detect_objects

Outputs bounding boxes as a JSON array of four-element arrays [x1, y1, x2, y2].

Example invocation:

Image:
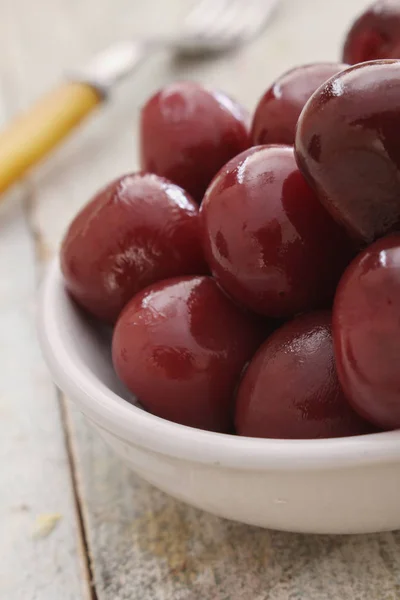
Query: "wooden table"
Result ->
[[2, 0, 400, 598]]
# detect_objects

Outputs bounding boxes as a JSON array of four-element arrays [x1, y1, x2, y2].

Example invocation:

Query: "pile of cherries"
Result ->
[[61, 0, 400, 439]]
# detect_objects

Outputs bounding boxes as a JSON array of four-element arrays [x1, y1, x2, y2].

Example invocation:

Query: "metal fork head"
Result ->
[[75, 0, 279, 96], [178, 0, 279, 55]]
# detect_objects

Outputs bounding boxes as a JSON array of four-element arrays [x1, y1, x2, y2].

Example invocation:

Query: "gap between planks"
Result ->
[[58, 390, 99, 600], [22, 182, 98, 600]]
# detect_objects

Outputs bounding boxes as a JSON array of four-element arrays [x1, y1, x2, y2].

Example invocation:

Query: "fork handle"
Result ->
[[0, 82, 101, 196]]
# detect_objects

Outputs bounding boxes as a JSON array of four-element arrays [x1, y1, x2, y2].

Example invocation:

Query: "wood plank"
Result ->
[[5, 0, 400, 598], [67, 407, 400, 600], [0, 93, 92, 600]]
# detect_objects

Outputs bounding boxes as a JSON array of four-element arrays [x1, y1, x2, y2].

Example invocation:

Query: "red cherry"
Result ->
[[333, 234, 400, 430], [112, 276, 262, 432], [235, 311, 375, 439], [140, 82, 250, 203], [61, 173, 207, 323], [251, 63, 347, 146], [201, 145, 354, 319], [343, 0, 400, 64], [295, 60, 400, 244]]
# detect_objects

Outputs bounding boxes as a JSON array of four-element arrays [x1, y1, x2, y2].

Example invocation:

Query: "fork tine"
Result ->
[[184, 0, 231, 29], [190, 0, 276, 47], [232, 0, 279, 42], [185, 0, 242, 45], [219, 0, 277, 42], [205, 0, 248, 37], [179, 0, 279, 53], [244, 0, 279, 40]]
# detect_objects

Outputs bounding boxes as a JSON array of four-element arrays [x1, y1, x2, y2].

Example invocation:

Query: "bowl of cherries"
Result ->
[[39, 0, 400, 535]]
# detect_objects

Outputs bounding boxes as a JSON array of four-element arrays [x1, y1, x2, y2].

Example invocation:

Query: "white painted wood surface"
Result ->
[[2, 0, 400, 598], [0, 76, 90, 600]]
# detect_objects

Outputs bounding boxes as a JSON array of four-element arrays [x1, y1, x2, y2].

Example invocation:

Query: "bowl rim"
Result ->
[[38, 259, 400, 471]]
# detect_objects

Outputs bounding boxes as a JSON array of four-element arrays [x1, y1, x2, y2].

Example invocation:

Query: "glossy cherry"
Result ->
[[251, 63, 347, 146], [140, 82, 250, 203], [296, 60, 400, 244], [201, 145, 354, 319], [61, 173, 207, 324], [333, 234, 400, 430], [112, 276, 262, 432], [343, 0, 400, 64], [235, 311, 375, 439]]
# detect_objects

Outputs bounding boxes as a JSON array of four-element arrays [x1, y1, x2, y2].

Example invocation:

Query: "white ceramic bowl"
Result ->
[[38, 260, 400, 534]]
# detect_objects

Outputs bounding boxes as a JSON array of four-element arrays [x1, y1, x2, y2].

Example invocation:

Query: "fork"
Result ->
[[0, 0, 279, 196]]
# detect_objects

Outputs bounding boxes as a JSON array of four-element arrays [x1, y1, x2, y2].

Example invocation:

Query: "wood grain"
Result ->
[[3, 0, 400, 598], [0, 84, 91, 600]]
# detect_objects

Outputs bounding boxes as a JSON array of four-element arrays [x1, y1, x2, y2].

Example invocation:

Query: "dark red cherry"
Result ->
[[200, 145, 354, 319], [61, 173, 207, 323], [333, 234, 400, 430], [235, 311, 375, 439], [296, 60, 400, 244], [112, 276, 262, 433], [343, 0, 400, 64], [140, 82, 250, 203], [251, 63, 347, 146]]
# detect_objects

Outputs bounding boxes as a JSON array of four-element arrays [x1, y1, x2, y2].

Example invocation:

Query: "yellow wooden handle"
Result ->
[[0, 82, 101, 195]]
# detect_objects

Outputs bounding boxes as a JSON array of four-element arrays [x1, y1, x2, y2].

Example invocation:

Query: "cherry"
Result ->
[[343, 0, 400, 64], [200, 145, 354, 319], [61, 173, 207, 324], [333, 234, 400, 430], [112, 276, 262, 432], [251, 63, 347, 146], [296, 60, 400, 244], [140, 82, 250, 203], [235, 311, 375, 439]]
